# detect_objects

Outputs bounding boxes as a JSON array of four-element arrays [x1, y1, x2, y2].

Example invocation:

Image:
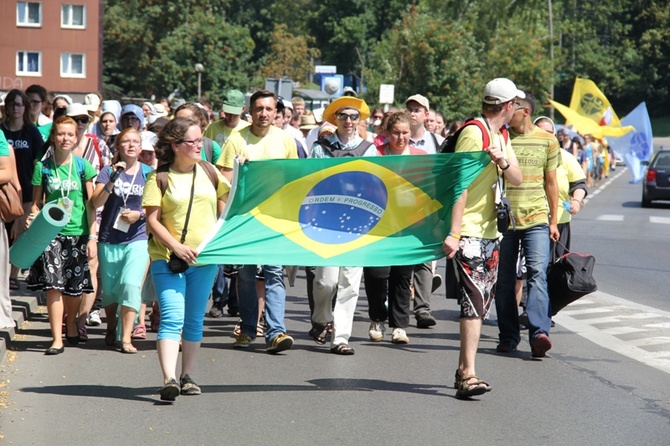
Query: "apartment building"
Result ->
[[0, 1, 102, 98]]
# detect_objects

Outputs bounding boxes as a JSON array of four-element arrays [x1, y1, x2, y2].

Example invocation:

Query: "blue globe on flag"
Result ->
[[630, 132, 651, 160], [299, 172, 388, 244]]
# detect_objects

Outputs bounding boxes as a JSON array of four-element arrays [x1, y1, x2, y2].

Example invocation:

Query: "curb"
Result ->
[[1, 292, 41, 364]]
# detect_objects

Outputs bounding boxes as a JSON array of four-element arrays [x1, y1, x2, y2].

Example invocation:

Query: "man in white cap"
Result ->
[[405, 94, 444, 154], [405, 94, 445, 329], [204, 89, 249, 152], [442, 77, 523, 398]]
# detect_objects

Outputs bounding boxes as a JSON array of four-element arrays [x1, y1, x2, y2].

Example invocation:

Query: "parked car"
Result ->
[[642, 148, 670, 207]]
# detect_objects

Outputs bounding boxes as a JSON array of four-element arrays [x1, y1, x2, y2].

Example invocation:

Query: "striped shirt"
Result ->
[[507, 126, 559, 229]]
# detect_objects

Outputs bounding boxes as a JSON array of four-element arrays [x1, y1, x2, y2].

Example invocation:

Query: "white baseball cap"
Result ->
[[483, 78, 525, 105]]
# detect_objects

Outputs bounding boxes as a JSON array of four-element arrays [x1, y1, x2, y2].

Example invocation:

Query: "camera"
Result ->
[[496, 197, 515, 233], [168, 252, 189, 273]]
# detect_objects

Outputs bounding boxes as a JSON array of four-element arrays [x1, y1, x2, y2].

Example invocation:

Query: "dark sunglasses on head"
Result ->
[[73, 116, 90, 124]]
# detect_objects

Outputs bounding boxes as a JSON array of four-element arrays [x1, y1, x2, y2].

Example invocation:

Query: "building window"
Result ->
[[16, 51, 42, 76], [61, 53, 86, 78], [61, 4, 86, 29], [16, 2, 42, 27]]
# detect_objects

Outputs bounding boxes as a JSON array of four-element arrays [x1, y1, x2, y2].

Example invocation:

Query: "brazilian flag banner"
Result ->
[[197, 153, 489, 267]]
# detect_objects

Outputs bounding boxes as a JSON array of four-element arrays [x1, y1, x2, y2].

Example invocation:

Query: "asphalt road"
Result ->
[[1, 163, 670, 445]]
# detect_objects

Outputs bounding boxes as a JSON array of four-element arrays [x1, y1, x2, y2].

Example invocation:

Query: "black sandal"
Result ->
[[308, 323, 329, 345], [330, 344, 355, 355]]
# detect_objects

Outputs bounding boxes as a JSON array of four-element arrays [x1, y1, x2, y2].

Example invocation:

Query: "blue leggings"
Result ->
[[151, 260, 217, 342]]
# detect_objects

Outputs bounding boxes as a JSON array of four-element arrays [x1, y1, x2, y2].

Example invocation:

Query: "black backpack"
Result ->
[[316, 139, 373, 157]]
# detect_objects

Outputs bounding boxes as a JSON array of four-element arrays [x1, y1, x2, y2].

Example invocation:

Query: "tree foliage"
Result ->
[[103, 0, 670, 118], [259, 25, 321, 82]]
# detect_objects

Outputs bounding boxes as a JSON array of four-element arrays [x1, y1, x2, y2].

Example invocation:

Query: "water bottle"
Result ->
[[562, 200, 572, 212]]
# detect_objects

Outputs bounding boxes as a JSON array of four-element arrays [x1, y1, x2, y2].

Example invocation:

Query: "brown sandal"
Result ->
[[455, 369, 491, 398]]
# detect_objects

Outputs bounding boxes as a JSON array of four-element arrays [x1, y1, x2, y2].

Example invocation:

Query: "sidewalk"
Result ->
[[1, 276, 41, 363]]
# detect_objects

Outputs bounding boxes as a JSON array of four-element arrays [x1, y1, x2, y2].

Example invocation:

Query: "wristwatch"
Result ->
[[501, 160, 511, 171]]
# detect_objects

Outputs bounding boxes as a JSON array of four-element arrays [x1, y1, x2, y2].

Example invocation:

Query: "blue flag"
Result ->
[[608, 102, 654, 183]]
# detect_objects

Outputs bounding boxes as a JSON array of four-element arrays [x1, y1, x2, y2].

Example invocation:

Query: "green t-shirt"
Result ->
[[31, 156, 98, 235], [200, 139, 222, 163], [508, 126, 560, 229], [37, 122, 52, 142], [0, 132, 9, 156]]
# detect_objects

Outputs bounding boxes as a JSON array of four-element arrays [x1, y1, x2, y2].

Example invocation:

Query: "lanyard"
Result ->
[[53, 154, 74, 200], [117, 166, 140, 208]]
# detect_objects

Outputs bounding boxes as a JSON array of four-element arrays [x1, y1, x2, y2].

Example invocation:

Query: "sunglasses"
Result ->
[[73, 116, 90, 124], [336, 113, 360, 122]]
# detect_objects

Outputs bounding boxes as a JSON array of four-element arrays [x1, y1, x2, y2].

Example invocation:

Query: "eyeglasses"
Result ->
[[72, 116, 90, 124], [181, 138, 204, 147], [336, 113, 360, 122], [7, 103, 25, 108]]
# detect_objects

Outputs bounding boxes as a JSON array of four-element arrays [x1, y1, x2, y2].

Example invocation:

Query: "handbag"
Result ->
[[547, 240, 597, 315], [167, 164, 197, 273], [0, 181, 23, 222]]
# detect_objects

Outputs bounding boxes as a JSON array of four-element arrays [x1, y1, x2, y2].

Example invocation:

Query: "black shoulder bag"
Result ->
[[167, 165, 197, 273]]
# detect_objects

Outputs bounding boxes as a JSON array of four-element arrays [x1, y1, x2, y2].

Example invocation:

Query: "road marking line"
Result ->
[[555, 290, 670, 375], [650, 216, 670, 224], [596, 214, 624, 221], [629, 337, 670, 347], [601, 326, 649, 335], [561, 307, 615, 316]]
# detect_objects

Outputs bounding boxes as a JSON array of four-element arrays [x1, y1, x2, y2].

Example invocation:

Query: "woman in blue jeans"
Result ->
[[142, 117, 229, 402]]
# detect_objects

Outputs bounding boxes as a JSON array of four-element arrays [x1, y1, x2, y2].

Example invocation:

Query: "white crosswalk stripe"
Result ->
[[554, 291, 670, 375]]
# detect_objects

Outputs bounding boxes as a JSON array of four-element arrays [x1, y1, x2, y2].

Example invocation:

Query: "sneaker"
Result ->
[[531, 333, 552, 358], [431, 274, 443, 293], [86, 310, 102, 327], [179, 374, 202, 396], [208, 306, 223, 318], [233, 333, 254, 349], [266, 333, 293, 354], [160, 378, 180, 401], [369, 321, 386, 342], [416, 312, 436, 328], [391, 328, 409, 344]]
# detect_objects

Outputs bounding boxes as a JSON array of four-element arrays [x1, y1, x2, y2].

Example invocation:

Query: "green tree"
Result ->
[[259, 25, 321, 83], [366, 9, 486, 122]]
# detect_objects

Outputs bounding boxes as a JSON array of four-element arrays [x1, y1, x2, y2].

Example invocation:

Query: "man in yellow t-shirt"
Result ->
[[442, 78, 523, 398], [496, 89, 559, 360], [216, 90, 297, 354], [203, 89, 250, 148]]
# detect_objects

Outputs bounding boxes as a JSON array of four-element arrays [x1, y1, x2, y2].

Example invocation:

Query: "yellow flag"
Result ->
[[568, 78, 622, 126], [550, 100, 633, 139]]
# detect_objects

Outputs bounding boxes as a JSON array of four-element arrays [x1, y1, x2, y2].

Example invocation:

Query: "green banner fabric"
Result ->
[[197, 153, 490, 267]]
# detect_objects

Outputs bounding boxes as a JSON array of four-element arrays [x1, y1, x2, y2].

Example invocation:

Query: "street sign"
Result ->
[[379, 84, 395, 104]]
